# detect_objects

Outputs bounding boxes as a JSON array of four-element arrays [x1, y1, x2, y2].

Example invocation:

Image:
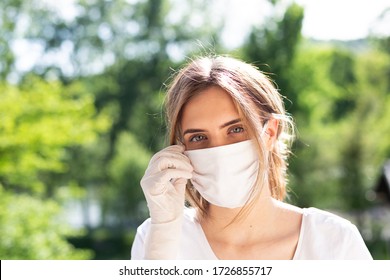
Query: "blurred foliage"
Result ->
[[289, 44, 390, 210], [0, 77, 109, 259], [0, 77, 109, 194], [1, 0, 389, 259], [105, 132, 152, 226], [0, 186, 93, 259], [242, 2, 304, 114]]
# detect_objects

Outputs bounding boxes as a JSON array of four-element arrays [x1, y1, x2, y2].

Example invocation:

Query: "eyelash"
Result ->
[[229, 126, 244, 134], [188, 126, 245, 142], [189, 134, 207, 142]]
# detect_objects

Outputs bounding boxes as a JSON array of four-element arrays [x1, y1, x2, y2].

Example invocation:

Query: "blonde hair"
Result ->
[[164, 55, 294, 218]]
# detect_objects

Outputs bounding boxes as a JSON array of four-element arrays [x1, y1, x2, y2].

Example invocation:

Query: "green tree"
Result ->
[[0, 186, 91, 259], [285, 46, 345, 208], [107, 132, 152, 225], [0, 77, 109, 259], [242, 2, 304, 114], [284, 39, 390, 215]]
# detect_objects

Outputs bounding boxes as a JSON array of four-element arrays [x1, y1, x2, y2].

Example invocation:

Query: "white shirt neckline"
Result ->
[[192, 207, 309, 260]]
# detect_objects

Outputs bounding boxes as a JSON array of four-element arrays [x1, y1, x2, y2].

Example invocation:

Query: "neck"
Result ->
[[201, 189, 281, 244]]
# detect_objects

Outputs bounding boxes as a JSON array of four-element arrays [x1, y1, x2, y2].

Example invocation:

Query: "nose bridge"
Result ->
[[209, 133, 226, 148]]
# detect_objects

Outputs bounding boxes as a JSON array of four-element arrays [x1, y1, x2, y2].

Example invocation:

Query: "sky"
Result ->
[[45, 0, 390, 43], [296, 0, 389, 39], [11, 0, 390, 78], [218, 0, 389, 48]]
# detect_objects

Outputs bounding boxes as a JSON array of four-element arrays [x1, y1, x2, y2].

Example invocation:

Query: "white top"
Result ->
[[131, 207, 373, 260]]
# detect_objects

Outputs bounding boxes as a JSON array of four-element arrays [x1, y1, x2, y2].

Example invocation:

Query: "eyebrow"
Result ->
[[182, 118, 242, 136]]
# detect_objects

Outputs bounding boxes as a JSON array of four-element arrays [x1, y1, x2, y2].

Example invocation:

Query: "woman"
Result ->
[[131, 55, 372, 260]]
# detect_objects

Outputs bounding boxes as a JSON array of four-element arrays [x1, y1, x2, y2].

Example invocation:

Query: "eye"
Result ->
[[229, 126, 245, 134], [189, 134, 207, 142]]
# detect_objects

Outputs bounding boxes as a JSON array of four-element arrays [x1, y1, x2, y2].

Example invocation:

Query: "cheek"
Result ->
[[235, 132, 250, 142], [227, 131, 249, 145]]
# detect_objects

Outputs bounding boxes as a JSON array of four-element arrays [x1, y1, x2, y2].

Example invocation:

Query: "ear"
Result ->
[[264, 118, 279, 150]]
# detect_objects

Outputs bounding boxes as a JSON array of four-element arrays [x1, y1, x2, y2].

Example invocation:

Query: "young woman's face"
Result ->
[[180, 86, 249, 151]]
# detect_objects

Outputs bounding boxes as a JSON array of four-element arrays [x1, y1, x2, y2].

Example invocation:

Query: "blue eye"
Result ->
[[229, 126, 244, 134], [189, 135, 207, 142]]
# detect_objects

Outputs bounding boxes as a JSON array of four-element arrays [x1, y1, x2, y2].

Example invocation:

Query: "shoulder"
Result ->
[[300, 207, 361, 244], [302, 207, 354, 230], [294, 207, 372, 260]]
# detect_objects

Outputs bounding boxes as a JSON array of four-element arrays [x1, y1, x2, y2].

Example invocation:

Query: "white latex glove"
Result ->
[[140, 145, 193, 259]]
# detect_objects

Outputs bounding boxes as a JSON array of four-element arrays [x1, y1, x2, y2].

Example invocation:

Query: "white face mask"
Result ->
[[184, 140, 259, 208]]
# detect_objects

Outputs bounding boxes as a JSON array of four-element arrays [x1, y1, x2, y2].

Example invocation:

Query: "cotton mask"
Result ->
[[184, 140, 259, 208]]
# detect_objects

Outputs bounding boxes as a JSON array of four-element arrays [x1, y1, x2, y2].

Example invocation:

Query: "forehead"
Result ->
[[180, 86, 240, 129]]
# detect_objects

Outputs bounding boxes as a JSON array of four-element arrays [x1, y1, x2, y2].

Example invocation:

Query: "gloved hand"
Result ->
[[140, 145, 193, 259]]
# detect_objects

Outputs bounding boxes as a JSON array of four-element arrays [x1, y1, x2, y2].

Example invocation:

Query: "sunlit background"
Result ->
[[1, 0, 389, 260]]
